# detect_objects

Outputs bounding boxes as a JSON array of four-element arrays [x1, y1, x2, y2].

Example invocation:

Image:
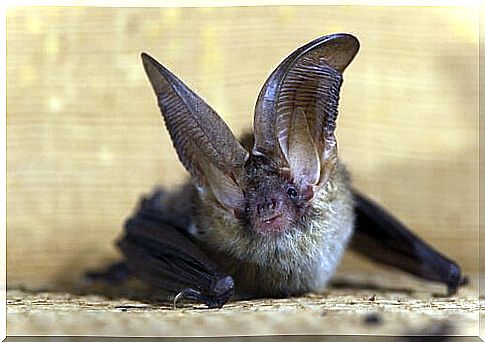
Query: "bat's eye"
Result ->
[[287, 187, 298, 199]]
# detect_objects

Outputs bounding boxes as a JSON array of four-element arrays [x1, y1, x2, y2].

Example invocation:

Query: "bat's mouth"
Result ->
[[254, 212, 287, 233], [261, 212, 282, 223]]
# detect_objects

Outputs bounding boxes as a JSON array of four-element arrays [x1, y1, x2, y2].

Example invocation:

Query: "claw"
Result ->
[[173, 288, 202, 309]]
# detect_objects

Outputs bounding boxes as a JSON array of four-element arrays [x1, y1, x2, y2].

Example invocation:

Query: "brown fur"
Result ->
[[161, 156, 354, 298]]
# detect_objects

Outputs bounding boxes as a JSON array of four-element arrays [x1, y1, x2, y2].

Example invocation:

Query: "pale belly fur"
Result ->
[[193, 163, 355, 297]]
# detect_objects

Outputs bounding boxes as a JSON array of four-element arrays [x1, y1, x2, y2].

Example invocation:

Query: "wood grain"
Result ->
[[7, 272, 480, 336], [7, 6, 478, 287]]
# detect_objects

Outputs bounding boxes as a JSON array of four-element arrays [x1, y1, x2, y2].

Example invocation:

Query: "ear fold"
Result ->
[[252, 34, 359, 188], [141, 53, 249, 211], [286, 108, 321, 188]]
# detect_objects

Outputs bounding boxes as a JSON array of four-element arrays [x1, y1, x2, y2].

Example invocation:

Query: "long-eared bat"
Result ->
[[89, 33, 466, 308]]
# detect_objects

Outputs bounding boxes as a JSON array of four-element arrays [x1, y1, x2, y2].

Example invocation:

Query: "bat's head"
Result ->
[[238, 153, 314, 234], [141, 33, 359, 237]]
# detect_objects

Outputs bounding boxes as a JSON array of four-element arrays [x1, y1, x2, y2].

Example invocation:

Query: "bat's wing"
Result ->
[[350, 191, 466, 295], [117, 191, 234, 308]]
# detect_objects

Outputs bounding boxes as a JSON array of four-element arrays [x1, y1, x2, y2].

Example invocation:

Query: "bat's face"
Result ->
[[242, 155, 314, 235], [141, 33, 360, 239]]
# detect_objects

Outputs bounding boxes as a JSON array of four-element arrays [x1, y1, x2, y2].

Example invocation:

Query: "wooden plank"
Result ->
[[7, 272, 480, 336]]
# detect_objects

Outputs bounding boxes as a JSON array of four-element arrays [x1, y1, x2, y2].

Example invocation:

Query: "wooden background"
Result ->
[[6, 6, 478, 288]]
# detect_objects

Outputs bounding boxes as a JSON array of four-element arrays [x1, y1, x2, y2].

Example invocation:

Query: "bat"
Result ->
[[88, 33, 466, 308]]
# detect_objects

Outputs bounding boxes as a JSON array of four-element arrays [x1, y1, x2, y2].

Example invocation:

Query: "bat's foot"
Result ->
[[172, 276, 234, 309]]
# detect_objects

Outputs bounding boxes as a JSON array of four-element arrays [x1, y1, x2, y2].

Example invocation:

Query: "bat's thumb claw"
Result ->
[[173, 288, 201, 309]]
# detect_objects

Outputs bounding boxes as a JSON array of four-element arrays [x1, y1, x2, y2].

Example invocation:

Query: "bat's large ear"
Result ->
[[141, 53, 249, 211], [252, 34, 359, 189]]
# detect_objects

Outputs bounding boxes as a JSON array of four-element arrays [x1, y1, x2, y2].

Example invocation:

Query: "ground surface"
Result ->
[[7, 272, 482, 337]]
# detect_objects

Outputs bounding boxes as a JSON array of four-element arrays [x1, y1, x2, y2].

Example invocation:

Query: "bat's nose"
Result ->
[[256, 197, 282, 219]]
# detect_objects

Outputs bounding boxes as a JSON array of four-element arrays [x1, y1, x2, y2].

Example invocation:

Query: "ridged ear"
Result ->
[[252, 33, 359, 188], [141, 53, 249, 211]]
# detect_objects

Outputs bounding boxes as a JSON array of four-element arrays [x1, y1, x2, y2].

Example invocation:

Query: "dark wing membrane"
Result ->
[[350, 191, 465, 295], [118, 191, 234, 308]]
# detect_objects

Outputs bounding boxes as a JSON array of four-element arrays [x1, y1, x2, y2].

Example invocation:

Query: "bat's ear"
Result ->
[[252, 34, 359, 189], [141, 53, 249, 211]]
